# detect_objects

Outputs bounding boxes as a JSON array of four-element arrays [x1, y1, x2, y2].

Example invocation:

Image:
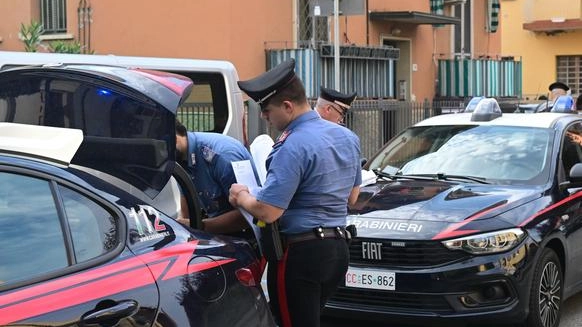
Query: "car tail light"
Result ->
[[236, 259, 261, 287]]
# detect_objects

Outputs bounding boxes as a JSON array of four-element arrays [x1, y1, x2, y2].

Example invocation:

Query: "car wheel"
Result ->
[[526, 248, 563, 327]]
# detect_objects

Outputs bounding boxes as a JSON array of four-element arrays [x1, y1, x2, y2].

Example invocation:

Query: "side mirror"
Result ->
[[560, 163, 582, 190], [570, 163, 582, 182]]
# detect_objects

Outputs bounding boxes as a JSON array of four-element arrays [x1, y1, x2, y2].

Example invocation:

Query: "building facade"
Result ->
[[501, 0, 582, 99], [0, 0, 509, 102]]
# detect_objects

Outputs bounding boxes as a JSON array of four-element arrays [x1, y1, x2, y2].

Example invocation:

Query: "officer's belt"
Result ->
[[283, 226, 347, 245]]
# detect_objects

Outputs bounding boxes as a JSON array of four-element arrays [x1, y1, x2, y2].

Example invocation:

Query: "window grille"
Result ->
[[40, 0, 67, 34], [557, 55, 582, 95], [298, 0, 328, 48]]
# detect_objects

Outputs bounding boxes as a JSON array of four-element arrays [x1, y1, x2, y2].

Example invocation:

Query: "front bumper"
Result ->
[[323, 237, 539, 325]]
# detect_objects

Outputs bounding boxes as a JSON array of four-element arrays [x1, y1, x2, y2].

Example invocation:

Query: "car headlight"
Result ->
[[442, 228, 525, 255]]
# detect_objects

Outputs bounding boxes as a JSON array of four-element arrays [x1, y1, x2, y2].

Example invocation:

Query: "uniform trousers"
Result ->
[[267, 237, 349, 327]]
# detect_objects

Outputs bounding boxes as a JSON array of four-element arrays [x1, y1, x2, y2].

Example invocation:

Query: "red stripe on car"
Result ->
[[432, 202, 507, 240], [519, 191, 582, 227], [0, 240, 235, 325]]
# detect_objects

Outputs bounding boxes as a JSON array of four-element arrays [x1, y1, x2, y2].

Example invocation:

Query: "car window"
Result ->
[[175, 72, 228, 134], [0, 172, 68, 286], [0, 73, 175, 196], [562, 123, 582, 177], [59, 186, 117, 262]]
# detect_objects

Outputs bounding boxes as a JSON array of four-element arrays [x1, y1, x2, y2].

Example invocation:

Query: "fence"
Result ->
[[177, 102, 215, 132], [254, 99, 455, 160], [179, 98, 522, 161]]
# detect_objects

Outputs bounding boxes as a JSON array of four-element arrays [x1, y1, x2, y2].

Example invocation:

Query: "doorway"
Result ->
[[383, 38, 411, 101]]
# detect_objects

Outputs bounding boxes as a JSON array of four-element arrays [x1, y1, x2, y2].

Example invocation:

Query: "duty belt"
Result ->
[[284, 226, 348, 245]]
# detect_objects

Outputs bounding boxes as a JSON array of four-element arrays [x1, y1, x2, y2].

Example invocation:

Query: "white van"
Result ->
[[0, 50, 247, 144]]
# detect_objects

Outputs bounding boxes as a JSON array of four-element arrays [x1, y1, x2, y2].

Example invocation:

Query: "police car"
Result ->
[[0, 65, 274, 326], [324, 99, 582, 327]]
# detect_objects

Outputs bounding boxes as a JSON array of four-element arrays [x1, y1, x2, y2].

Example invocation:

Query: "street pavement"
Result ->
[[321, 291, 582, 327]]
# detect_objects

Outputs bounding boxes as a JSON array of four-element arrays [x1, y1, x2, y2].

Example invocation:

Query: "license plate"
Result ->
[[345, 267, 395, 291]]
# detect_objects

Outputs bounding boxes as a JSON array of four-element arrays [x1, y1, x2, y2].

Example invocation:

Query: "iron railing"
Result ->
[[179, 98, 523, 161]]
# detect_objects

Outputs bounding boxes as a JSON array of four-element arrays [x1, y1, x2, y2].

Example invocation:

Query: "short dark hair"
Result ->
[[265, 77, 307, 107], [175, 119, 187, 136], [576, 94, 582, 111]]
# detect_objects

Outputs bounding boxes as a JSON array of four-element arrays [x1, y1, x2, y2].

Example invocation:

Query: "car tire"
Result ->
[[526, 248, 563, 327]]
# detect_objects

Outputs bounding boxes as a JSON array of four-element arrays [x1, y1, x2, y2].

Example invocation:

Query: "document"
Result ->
[[231, 160, 262, 252]]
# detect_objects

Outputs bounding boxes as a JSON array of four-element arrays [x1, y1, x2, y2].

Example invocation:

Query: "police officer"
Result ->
[[315, 86, 357, 124], [229, 58, 362, 327], [175, 120, 259, 233], [549, 81, 570, 101]]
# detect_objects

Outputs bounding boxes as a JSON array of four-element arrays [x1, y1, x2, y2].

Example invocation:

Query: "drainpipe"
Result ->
[[366, 0, 369, 45]]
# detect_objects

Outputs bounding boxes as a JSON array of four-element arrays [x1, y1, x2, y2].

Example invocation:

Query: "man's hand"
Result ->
[[229, 183, 249, 207], [176, 217, 190, 226]]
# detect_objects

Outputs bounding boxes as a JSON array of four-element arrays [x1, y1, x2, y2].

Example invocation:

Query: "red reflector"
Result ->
[[236, 259, 262, 287], [236, 268, 256, 287]]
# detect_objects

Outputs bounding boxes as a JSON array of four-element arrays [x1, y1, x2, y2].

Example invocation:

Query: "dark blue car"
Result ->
[[324, 100, 582, 327], [0, 64, 274, 326]]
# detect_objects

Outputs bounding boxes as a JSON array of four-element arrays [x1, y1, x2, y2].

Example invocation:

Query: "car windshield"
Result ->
[[368, 125, 553, 185]]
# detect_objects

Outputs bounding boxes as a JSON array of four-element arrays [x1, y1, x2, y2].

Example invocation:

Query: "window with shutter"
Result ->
[[557, 55, 582, 95], [40, 0, 67, 34]]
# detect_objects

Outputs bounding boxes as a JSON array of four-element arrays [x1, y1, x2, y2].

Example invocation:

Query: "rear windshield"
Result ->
[[0, 72, 175, 196]]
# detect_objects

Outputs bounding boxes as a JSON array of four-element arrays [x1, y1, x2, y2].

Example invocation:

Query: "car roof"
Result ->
[[415, 112, 576, 128]]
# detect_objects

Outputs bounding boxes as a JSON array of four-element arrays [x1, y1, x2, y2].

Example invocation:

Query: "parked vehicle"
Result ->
[[0, 64, 274, 326], [324, 99, 582, 327], [0, 50, 247, 144]]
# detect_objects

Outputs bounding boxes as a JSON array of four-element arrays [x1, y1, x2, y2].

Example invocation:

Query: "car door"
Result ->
[[0, 169, 159, 326], [558, 121, 582, 292]]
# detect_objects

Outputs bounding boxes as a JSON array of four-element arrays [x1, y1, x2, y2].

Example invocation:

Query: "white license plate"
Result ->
[[345, 267, 395, 291]]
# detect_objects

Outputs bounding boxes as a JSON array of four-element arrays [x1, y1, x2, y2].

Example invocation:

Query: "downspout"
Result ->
[[77, 0, 82, 49], [87, 1, 92, 53], [366, 0, 369, 45], [460, 1, 465, 58]]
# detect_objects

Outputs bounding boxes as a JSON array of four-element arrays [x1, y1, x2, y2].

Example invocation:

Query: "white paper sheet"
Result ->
[[250, 134, 274, 186], [231, 160, 262, 253]]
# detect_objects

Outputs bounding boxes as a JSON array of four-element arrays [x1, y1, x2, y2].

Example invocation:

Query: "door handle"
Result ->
[[81, 300, 139, 325]]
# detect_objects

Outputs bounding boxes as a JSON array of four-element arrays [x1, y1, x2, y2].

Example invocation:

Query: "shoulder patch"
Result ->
[[201, 146, 216, 163], [273, 130, 292, 148]]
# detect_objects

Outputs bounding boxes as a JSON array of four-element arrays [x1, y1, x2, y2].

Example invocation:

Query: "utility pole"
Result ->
[[334, 0, 340, 90]]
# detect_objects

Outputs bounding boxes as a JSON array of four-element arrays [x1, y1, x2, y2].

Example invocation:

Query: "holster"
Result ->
[[260, 221, 284, 262]]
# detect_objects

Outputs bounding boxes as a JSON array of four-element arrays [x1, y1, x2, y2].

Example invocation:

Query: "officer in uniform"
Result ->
[[229, 58, 362, 327], [175, 120, 259, 233], [315, 86, 357, 124], [549, 81, 570, 101]]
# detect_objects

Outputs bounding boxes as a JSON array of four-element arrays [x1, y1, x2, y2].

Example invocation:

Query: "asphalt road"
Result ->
[[321, 291, 582, 327]]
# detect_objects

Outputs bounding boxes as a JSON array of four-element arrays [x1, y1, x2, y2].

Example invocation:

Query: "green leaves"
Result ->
[[19, 21, 44, 52], [49, 40, 83, 54], [19, 21, 91, 54]]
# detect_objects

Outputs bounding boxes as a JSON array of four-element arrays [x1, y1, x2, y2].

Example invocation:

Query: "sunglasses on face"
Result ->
[[330, 104, 346, 120]]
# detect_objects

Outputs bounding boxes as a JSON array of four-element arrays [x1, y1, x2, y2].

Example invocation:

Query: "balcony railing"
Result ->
[[437, 55, 522, 98]]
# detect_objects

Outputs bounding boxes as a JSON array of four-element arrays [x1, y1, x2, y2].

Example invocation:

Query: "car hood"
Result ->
[[348, 180, 542, 240]]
